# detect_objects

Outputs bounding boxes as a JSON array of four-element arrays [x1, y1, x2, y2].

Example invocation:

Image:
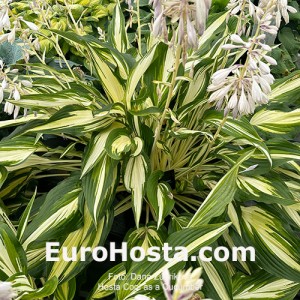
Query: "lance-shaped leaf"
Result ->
[[82, 154, 119, 225], [199, 256, 232, 300], [29, 105, 114, 135], [124, 153, 150, 227], [116, 222, 231, 299], [146, 171, 175, 229], [81, 123, 124, 177], [241, 206, 300, 282], [125, 44, 159, 108], [250, 109, 300, 134], [89, 263, 126, 300], [0, 223, 27, 279], [108, 1, 129, 53], [48, 205, 113, 283], [105, 128, 133, 160], [7, 273, 58, 299], [233, 270, 300, 300], [188, 150, 254, 227], [236, 174, 295, 205], [21, 175, 82, 251], [0, 137, 43, 166], [204, 111, 271, 164], [125, 224, 167, 251], [54, 278, 76, 300], [0, 166, 7, 189]]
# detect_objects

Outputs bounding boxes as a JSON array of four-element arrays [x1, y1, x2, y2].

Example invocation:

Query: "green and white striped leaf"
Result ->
[[81, 123, 124, 177], [188, 150, 254, 227], [233, 270, 300, 300], [237, 175, 295, 205], [199, 257, 232, 300], [82, 154, 119, 225], [0, 137, 42, 166], [29, 105, 114, 135], [146, 171, 175, 229], [105, 128, 133, 160], [54, 278, 76, 300], [125, 44, 159, 108], [241, 206, 300, 282], [116, 222, 231, 299], [124, 153, 150, 227], [48, 205, 113, 283], [126, 224, 167, 251], [21, 175, 82, 251], [250, 109, 300, 134], [0, 223, 27, 279], [108, 1, 129, 53], [0, 166, 7, 189], [89, 263, 126, 299], [205, 112, 271, 164]]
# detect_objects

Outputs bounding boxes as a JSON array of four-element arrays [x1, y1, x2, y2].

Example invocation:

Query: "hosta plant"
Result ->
[[0, 0, 300, 299]]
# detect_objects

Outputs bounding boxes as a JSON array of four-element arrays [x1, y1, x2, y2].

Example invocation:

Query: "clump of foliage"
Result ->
[[0, 0, 300, 299]]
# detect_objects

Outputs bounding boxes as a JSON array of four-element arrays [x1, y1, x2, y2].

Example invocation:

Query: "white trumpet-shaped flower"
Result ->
[[0, 281, 17, 300]]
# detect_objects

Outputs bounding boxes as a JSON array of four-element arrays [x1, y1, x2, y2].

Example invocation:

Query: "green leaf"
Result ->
[[29, 105, 114, 135], [0, 166, 7, 189], [188, 151, 254, 227], [0, 137, 42, 166], [250, 109, 300, 134], [105, 128, 133, 160], [108, 1, 129, 53], [237, 174, 295, 205], [116, 222, 231, 299], [21, 276, 58, 300], [233, 270, 300, 300], [82, 154, 119, 225], [48, 205, 113, 283], [81, 123, 124, 177], [241, 206, 300, 282], [54, 278, 76, 300], [123, 153, 150, 227], [0, 223, 27, 279], [89, 264, 126, 299], [146, 171, 175, 228], [0, 40, 23, 65]]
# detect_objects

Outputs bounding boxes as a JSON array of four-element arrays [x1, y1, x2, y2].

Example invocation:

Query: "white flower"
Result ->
[[20, 19, 39, 31], [162, 268, 204, 300], [0, 1, 11, 32], [134, 295, 154, 300], [0, 281, 17, 300]]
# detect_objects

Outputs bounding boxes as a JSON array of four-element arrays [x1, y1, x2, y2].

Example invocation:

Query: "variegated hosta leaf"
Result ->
[[204, 111, 272, 164], [28, 105, 114, 135], [105, 128, 133, 160], [8, 274, 58, 300], [89, 263, 126, 300], [116, 222, 231, 299], [54, 278, 76, 300], [188, 150, 255, 227], [250, 109, 300, 134], [233, 270, 300, 300], [0, 137, 44, 166], [0, 223, 27, 279], [126, 224, 167, 252], [146, 171, 175, 229], [269, 70, 300, 103], [199, 257, 232, 300], [8, 87, 93, 109], [125, 43, 160, 108], [0, 166, 7, 189], [81, 123, 124, 177], [237, 174, 295, 205], [48, 205, 113, 283], [20, 175, 82, 273], [124, 153, 150, 227], [241, 206, 300, 282], [82, 154, 119, 225], [108, 1, 129, 53]]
